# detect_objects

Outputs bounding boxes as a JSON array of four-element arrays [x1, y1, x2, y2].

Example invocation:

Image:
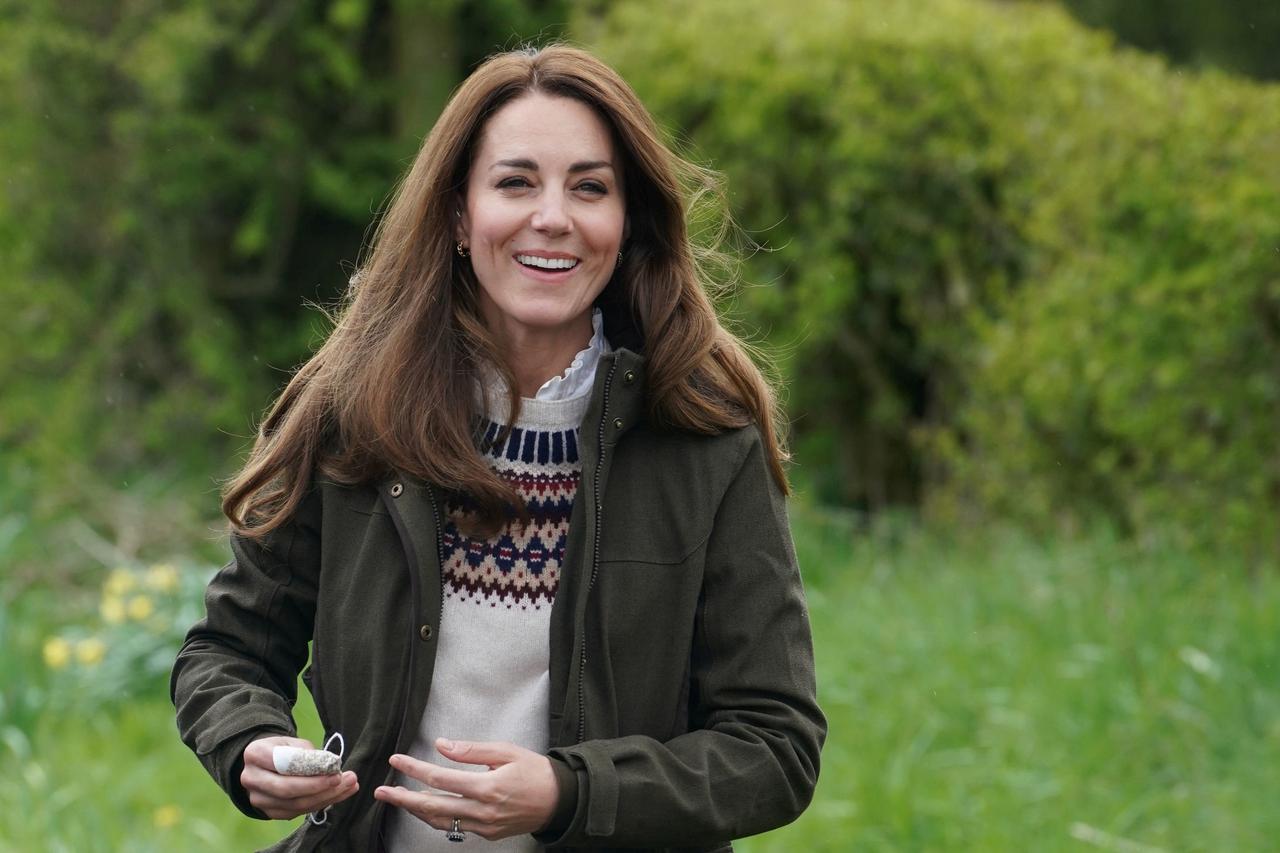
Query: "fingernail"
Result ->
[[437, 738, 455, 751]]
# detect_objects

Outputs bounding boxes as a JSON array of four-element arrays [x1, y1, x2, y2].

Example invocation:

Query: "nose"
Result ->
[[531, 191, 571, 236]]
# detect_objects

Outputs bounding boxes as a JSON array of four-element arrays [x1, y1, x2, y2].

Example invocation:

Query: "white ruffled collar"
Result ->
[[476, 309, 612, 424]]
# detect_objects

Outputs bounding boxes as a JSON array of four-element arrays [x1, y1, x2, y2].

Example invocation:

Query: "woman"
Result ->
[[171, 44, 825, 851]]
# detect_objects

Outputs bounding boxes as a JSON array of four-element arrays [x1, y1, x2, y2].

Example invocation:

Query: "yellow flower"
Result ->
[[145, 563, 179, 593], [127, 595, 155, 621], [100, 596, 126, 624], [75, 637, 107, 666], [153, 804, 181, 829], [105, 567, 136, 596], [43, 637, 71, 669]]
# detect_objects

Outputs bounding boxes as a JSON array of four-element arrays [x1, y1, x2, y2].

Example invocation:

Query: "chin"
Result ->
[[501, 302, 593, 332]]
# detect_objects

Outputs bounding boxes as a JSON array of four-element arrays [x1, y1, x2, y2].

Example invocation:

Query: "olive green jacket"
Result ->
[[171, 349, 826, 852]]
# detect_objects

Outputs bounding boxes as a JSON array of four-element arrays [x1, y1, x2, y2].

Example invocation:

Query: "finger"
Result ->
[[243, 762, 346, 797], [435, 738, 524, 768], [257, 784, 356, 819], [287, 773, 360, 813], [373, 785, 493, 828], [243, 736, 316, 769], [385, 752, 434, 783], [413, 812, 485, 839], [253, 772, 359, 816], [242, 763, 347, 801], [327, 773, 361, 804], [388, 754, 492, 800]]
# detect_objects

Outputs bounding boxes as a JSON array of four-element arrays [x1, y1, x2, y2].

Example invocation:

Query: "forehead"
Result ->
[[472, 92, 615, 164]]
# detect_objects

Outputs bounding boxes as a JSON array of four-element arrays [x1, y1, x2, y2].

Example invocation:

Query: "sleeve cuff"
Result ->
[[535, 756, 580, 840], [206, 725, 295, 819]]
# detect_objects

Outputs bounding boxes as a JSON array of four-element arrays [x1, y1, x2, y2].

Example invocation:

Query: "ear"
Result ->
[[454, 200, 470, 244]]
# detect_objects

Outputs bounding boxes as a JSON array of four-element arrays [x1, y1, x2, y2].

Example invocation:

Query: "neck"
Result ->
[[494, 317, 595, 398]]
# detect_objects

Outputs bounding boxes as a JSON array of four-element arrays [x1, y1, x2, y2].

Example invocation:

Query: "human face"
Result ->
[[457, 92, 626, 351]]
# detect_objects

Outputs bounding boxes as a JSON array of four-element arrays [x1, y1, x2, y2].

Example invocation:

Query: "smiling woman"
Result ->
[[171, 44, 825, 852]]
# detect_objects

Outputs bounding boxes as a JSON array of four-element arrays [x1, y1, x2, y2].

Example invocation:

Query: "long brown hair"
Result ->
[[224, 44, 788, 537]]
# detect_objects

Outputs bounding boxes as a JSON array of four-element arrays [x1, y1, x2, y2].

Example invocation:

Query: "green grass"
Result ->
[[4, 510, 1279, 851], [740, 511, 1280, 852]]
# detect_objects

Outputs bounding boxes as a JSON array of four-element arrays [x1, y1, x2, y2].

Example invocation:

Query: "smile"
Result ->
[[515, 254, 580, 271]]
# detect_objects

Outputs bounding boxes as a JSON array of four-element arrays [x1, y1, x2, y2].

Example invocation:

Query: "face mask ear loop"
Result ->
[[307, 732, 347, 827]]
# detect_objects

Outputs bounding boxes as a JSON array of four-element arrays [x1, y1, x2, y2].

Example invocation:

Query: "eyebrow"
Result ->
[[491, 158, 614, 173]]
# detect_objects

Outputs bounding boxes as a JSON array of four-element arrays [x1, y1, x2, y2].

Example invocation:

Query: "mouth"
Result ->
[[515, 253, 581, 272]]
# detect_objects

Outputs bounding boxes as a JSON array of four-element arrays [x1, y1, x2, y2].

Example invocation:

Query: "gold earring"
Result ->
[[457, 241, 470, 258], [617, 250, 623, 264]]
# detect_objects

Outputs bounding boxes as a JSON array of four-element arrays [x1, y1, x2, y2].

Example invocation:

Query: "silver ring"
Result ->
[[446, 817, 465, 843]]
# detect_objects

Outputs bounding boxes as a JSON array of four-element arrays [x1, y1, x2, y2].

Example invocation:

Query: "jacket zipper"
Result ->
[[366, 482, 444, 852], [577, 359, 618, 744]]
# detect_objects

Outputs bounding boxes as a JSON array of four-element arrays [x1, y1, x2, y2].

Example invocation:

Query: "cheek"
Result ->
[[472, 221, 507, 250], [466, 205, 519, 249], [592, 211, 627, 251]]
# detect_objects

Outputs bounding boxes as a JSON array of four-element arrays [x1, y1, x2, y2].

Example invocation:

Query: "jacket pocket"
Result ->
[[598, 525, 707, 566]]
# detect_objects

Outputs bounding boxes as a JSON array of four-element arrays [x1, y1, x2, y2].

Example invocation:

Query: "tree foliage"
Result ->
[[0, 0, 568, 513], [1057, 0, 1280, 81], [588, 0, 1280, 554]]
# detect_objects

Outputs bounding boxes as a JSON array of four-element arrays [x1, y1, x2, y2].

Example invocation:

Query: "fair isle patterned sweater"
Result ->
[[440, 417, 581, 612], [386, 316, 606, 851], [385, 397, 588, 852]]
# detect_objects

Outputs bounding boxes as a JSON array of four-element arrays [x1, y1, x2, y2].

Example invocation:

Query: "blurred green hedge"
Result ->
[[3, 0, 1278, 560], [0, 0, 567, 572], [590, 0, 1280, 556]]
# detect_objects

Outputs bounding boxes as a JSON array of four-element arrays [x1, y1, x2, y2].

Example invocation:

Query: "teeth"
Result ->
[[517, 254, 578, 270]]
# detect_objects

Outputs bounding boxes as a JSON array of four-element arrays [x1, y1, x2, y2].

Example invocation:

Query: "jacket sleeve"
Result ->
[[169, 486, 322, 818], [539, 430, 827, 847]]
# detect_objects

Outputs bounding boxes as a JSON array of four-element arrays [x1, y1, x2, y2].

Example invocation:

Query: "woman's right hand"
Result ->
[[242, 736, 359, 820]]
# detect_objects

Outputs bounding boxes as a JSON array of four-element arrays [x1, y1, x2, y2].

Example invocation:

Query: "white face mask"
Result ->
[[269, 731, 345, 825]]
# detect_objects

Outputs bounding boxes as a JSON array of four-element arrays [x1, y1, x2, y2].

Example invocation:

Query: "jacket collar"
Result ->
[[582, 347, 645, 451]]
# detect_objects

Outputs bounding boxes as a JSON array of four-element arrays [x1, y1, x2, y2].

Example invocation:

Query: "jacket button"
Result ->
[[390, 483, 404, 497], [623, 370, 636, 385], [612, 417, 624, 430], [419, 624, 433, 641]]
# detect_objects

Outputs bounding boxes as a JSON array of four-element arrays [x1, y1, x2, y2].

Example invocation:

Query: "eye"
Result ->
[[576, 180, 608, 195], [496, 176, 532, 190]]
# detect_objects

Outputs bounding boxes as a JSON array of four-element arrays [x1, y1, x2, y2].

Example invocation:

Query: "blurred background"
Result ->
[[3, 0, 1279, 849]]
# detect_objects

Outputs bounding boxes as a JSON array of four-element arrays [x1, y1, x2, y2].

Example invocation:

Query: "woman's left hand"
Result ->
[[373, 738, 560, 840]]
